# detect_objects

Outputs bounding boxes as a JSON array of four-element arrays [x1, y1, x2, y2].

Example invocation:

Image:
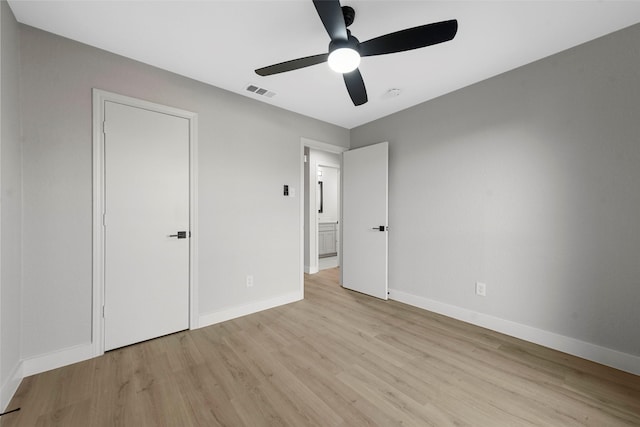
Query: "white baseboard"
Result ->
[[389, 289, 640, 376], [1, 361, 23, 411], [18, 290, 303, 378], [199, 290, 303, 328], [21, 343, 95, 378]]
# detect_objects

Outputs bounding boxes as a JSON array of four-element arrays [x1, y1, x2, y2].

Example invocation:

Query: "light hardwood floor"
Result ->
[[3, 268, 640, 426]]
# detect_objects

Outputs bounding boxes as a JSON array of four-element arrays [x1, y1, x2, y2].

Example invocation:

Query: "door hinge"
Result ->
[[102, 213, 106, 227], [102, 121, 107, 134], [102, 305, 105, 318]]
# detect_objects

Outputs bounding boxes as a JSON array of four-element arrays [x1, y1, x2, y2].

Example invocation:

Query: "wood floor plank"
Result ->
[[3, 268, 640, 426], [274, 346, 394, 427]]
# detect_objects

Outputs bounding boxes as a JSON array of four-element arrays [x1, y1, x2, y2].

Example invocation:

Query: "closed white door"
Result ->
[[104, 101, 190, 351], [342, 142, 389, 299]]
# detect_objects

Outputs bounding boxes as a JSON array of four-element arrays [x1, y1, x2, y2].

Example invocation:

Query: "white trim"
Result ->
[[299, 138, 347, 289], [21, 343, 94, 377], [91, 90, 102, 357], [198, 291, 303, 328], [389, 288, 640, 376], [92, 89, 199, 357], [300, 137, 348, 155], [0, 361, 22, 411], [189, 115, 200, 329], [300, 142, 305, 295], [308, 154, 319, 276]]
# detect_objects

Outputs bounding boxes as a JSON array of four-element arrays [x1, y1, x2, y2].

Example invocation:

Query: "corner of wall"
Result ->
[[0, 0, 25, 410], [0, 0, 4, 411], [0, 360, 22, 411]]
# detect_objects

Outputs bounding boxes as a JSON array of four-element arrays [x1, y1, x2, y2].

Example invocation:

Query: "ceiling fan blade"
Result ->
[[255, 53, 329, 76], [313, 0, 348, 41], [359, 20, 458, 57], [343, 68, 368, 106]]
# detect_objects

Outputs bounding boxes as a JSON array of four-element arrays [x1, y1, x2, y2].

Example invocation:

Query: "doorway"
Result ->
[[300, 138, 389, 300], [92, 89, 199, 355], [317, 164, 340, 270], [304, 146, 342, 275], [301, 138, 346, 279]]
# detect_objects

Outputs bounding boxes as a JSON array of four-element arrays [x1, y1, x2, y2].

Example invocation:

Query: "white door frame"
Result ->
[[300, 138, 347, 290], [92, 89, 199, 356]]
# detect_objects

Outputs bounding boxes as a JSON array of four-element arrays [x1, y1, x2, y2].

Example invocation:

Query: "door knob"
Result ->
[[169, 231, 187, 239], [371, 226, 387, 231]]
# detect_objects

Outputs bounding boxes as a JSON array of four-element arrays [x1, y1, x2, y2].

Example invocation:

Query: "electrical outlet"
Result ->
[[476, 282, 486, 297], [246, 275, 254, 288]]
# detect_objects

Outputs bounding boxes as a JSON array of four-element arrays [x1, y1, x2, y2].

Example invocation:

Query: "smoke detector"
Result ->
[[386, 88, 401, 98]]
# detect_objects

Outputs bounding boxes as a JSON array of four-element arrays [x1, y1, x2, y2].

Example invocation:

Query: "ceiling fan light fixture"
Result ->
[[328, 47, 360, 73], [254, 2, 458, 106]]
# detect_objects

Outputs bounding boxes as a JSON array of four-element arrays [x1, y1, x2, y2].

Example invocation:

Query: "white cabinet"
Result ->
[[318, 222, 337, 257]]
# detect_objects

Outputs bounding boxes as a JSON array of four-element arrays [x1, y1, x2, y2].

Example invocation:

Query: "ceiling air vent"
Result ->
[[245, 84, 276, 98]]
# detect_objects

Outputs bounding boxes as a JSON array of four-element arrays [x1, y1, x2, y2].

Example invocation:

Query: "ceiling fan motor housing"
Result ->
[[329, 34, 360, 55], [342, 6, 355, 27]]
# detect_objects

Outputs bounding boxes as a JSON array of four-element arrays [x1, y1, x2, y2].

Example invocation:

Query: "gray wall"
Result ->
[[351, 23, 640, 357], [19, 25, 349, 359], [1, 0, 22, 406]]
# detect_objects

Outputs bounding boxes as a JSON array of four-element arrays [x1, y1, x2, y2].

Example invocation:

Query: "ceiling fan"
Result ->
[[255, 0, 458, 106]]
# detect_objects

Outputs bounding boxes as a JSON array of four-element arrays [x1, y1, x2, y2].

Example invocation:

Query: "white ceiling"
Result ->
[[8, 1, 640, 129]]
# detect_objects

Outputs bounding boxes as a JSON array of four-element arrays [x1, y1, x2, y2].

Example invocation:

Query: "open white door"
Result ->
[[342, 142, 388, 299]]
